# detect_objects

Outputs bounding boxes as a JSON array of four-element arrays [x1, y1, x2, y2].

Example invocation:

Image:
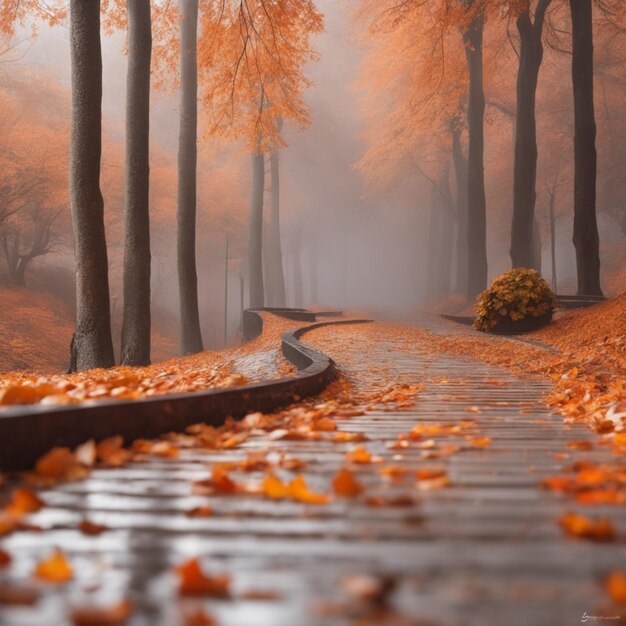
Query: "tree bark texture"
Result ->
[[122, 0, 152, 366], [248, 147, 265, 308], [177, 0, 204, 354], [69, 0, 115, 372], [463, 5, 488, 298], [452, 123, 469, 296], [510, 0, 551, 269], [569, 0, 603, 295], [267, 146, 286, 307]]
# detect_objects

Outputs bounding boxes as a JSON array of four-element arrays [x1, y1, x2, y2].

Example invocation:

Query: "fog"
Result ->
[[3, 0, 623, 355]]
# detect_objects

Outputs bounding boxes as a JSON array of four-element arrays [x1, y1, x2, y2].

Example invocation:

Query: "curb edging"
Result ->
[[0, 311, 369, 472]]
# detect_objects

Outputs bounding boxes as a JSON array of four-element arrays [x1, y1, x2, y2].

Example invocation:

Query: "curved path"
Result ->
[[1, 315, 625, 626]]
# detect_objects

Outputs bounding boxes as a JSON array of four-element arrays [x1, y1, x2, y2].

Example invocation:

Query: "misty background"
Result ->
[[2, 0, 623, 359]]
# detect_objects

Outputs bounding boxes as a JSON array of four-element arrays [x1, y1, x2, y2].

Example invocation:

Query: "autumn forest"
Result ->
[[0, 1, 625, 625]]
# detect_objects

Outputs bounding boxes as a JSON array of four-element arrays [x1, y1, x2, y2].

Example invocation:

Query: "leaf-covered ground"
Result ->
[[0, 303, 625, 624], [0, 314, 297, 406]]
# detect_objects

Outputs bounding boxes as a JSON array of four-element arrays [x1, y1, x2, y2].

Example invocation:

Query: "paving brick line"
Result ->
[[1, 316, 625, 626]]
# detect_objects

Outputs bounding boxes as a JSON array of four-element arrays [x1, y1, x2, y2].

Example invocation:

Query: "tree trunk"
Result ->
[[248, 146, 265, 308], [463, 5, 488, 298], [451, 122, 468, 296], [68, 0, 115, 371], [292, 229, 304, 308], [549, 188, 557, 292], [14, 256, 30, 287], [177, 0, 204, 354], [309, 236, 318, 304], [121, 0, 152, 366], [569, 0, 603, 295], [510, 1, 551, 269], [267, 145, 286, 307]]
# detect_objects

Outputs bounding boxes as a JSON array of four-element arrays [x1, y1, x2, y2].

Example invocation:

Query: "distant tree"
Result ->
[[68, 0, 115, 371], [451, 115, 469, 295], [267, 117, 287, 307], [198, 0, 323, 309], [121, 0, 152, 365], [1, 207, 60, 286], [178, 0, 204, 353], [462, 0, 488, 298]]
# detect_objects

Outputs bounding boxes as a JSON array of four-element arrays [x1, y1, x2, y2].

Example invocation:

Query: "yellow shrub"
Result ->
[[474, 268, 556, 332]]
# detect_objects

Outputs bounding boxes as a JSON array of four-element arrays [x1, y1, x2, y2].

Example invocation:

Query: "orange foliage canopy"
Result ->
[[197, 0, 323, 151]]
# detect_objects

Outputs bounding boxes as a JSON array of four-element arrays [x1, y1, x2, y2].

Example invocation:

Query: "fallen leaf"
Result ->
[[3, 488, 44, 516], [210, 465, 238, 494], [176, 558, 230, 597], [262, 473, 292, 500], [240, 589, 283, 601], [0, 584, 39, 605], [466, 436, 491, 448], [341, 574, 395, 605], [606, 571, 626, 604], [364, 495, 415, 507], [262, 473, 330, 504], [96, 437, 130, 467], [34, 548, 73, 583], [75, 440, 97, 467], [185, 506, 213, 518], [288, 475, 330, 504], [78, 520, 109, 535], [346, 446, 380, 464], [558, 513, 616, 542], [35, 448, 87, 482], [182, 608, 218, 626], [415, 469, 450, 490], [70, 600, 132, 626], [378, 465, 408, 481], [0, 548, 11, 568], [332, 468, 364, 497]]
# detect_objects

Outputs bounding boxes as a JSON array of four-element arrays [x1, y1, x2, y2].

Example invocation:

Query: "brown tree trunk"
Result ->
[[177, 0, 204, 354], [268, 143, 286, 307], [569, 0, 603, 295], [68, 0, 115, 371], [121, 0, 152, 366], [292, 228, 304, 308], [510, 0, 551, 269], [248, 145, 265, 308], [451, 121, 468, 296], [463, 4, 488, 298]]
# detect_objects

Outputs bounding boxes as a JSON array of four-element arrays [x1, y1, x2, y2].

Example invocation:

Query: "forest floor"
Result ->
[[0, 300, 625, 625], [0, 285, 179, 374]]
